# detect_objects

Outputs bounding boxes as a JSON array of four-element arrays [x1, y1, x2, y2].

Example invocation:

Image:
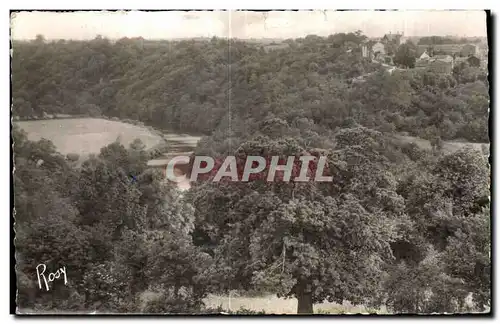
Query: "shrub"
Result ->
[[66, 153, 80, 162], [201, 306, 266, 315], [401, 142, 425, 161], [142, 290, 205, 314], [481, 144, 489, 156]]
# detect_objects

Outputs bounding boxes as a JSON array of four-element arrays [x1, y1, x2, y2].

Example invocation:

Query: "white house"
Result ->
[[419, 51, 430, 60], [372, 42, 385, 56], [361, 45, 368, 58]]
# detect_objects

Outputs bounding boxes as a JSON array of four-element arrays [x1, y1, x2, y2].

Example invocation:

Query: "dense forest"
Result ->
[[12, 33, 488, 142], [13, 33, 490, 314]]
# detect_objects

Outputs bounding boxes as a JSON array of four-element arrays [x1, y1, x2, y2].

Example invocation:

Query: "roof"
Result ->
[[430, 59, 452, 67], [419, 51, 430, 59], [415, 60, 429, 67], [416, 46, 428, 56], [417, 44, 470, 55], [433, 55, 453, 62], [383, 33, 402, 42]]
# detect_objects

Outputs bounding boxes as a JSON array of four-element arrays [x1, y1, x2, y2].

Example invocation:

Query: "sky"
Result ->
[[11, 10, 487, 40]]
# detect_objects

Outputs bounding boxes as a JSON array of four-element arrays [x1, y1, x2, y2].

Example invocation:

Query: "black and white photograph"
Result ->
[[10, 9, 491, 315]]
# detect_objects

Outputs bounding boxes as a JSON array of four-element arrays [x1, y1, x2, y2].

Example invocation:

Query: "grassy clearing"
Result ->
[[15, 118, 201, 161], [203, 293, 387, 314], [392, 133, 488, 154], [16, 118, 165, 156]]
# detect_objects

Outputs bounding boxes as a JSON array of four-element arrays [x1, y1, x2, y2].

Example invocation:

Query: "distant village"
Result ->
[[257, 31, 488, 83], [361, 32, 488, 73]]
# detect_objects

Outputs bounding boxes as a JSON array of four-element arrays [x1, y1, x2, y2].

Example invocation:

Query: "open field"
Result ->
[[15, 118, 201, 159], [137, 290, 387, 314], [203, 293, 387, 314], [16, 118, 165, 156], [15, 118, 487, 159], [15, 118, 200, 190], [392, 133, 488, 154]]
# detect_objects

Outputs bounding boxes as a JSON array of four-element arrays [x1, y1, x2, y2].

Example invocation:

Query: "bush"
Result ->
[[481, 144, 489, 156], [142, 290, 205, 314], [230, 307, 267, 315], [148, 142, 169, 159], [401, 142, 425, 161], [66, 153, 80, 162], [202, 306, 266, 315]]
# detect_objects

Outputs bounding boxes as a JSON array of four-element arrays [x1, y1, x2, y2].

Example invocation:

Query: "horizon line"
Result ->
[[11, 34, 488, 41]]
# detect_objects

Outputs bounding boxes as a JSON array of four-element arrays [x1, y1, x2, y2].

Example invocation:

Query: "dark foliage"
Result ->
[[13, 32, 490, 314]]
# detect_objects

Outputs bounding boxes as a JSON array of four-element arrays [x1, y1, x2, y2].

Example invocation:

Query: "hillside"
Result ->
[[13, 31, 490, 315], [12, 34, 488, 144], [392, 133, 488, 154]]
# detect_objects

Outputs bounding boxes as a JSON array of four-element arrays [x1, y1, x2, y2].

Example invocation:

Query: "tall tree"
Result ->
[[189, 127, 407, 313], [393, 42, 417, 68]]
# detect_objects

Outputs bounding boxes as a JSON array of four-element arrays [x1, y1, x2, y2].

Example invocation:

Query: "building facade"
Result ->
[[372, 42, 385, 58]]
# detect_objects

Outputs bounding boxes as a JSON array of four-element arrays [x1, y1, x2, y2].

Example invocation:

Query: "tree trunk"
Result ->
[[297, 292, 314, 314]]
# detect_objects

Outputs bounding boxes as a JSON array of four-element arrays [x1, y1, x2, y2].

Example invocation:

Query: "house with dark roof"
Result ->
[[417, 43, 478, 58], [467, 55, 481, 67], [454, 56, 468, 65], [372, 42, 386, 57], [415, 54, 454, 73], [460, 44, 477, 57], [417, 46, 430, 57], [382, 33, 403, 46]]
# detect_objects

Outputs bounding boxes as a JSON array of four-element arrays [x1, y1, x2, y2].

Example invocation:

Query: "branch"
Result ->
[[281, 240, 286, 273]]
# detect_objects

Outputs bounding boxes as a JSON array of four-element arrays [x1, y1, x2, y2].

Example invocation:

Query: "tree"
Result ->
[[75, 156, 147, 234], [142, 229, 213, 313], [11, 32, 488, 144], [66, 153, 80, 162], [430, 135, 444, 151], [390, 148, 490, 312], [394, 43, 417, 68], [12, 31, 490, 313], [189, 127, 406, 313]]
